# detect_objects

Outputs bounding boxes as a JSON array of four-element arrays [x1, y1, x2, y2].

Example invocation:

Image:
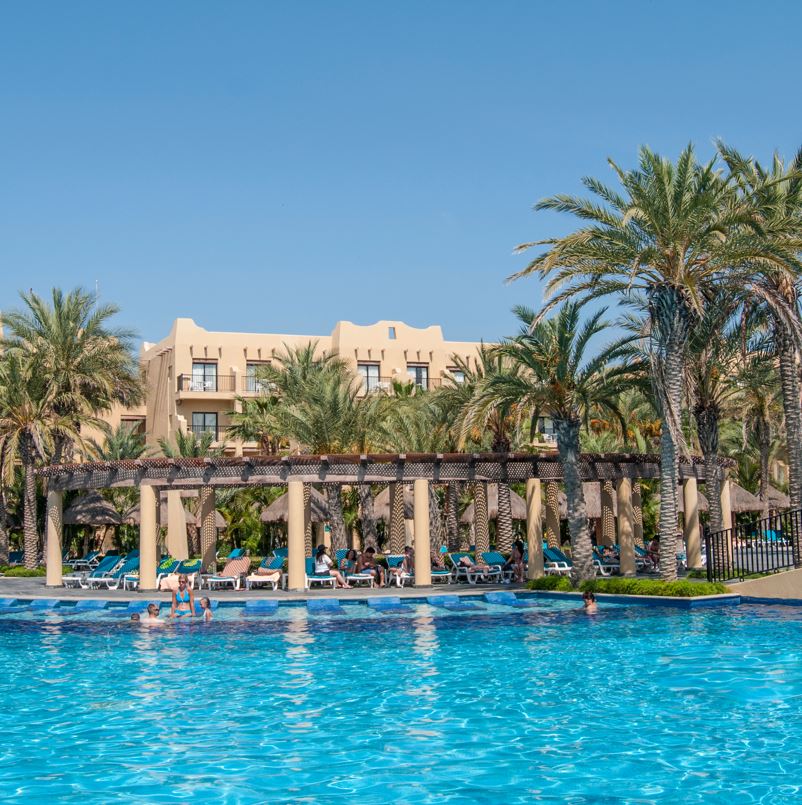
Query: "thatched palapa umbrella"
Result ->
[[63, 492, 122, 525], [373, 485, 413, 521], [260, 487, 330, 523], [460, 484, 527, 523]]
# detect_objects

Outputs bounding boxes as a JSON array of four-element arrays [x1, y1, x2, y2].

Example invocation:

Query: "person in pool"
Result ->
[[170, 574, 195, 618], [143, 603, 164, 625], [199, 597, 213, 622], [582, 591, 598, 614]]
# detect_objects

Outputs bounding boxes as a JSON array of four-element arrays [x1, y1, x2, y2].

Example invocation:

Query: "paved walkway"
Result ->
[[0, 576, 524, 603]]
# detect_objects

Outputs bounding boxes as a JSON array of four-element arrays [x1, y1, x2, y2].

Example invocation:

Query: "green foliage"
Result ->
[[527, 575, 729, 596], [0, 565, 58, 577]]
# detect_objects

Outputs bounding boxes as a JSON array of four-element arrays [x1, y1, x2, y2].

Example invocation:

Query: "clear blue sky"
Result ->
[[2, 1, 801, 346]]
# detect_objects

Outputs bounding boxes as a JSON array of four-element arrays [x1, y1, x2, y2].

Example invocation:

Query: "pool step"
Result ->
[[244, 600, 278, 616], [484, 591, 534, 608], [427, 595, 483, 611], [368, 596, 411, 613], [307, 598, 344, 614], [30, 599, 60, 610]]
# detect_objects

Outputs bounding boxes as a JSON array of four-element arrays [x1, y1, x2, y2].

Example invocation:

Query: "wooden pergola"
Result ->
[[39, 452, 733, 591]]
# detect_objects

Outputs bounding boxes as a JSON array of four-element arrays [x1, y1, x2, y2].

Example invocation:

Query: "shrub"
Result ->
[[0, 566, 51, 577], [527, 575, 573, 591]]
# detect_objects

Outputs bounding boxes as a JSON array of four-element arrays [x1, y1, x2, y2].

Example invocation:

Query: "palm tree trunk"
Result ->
[[445, 483, 460, 551], [199, 486, 217, 571], [428, 484, 444, 551], [756, 416, 771, 520], [303, 484, 314, 556], [389, 483, 406, 554], [326, 485, 347, 552], [23, 456, 38, 569], [0, 486, 9, 564], [777, 329, 802, 567], [554, 417, 593, 582], [473, 483, 490, 554], [358, 484, 378, 550], [695, 404, 722, 535], [496, 483, 514, 552]]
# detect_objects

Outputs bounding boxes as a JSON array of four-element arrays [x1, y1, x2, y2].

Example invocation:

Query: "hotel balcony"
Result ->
[[176, 374, 237, 398]]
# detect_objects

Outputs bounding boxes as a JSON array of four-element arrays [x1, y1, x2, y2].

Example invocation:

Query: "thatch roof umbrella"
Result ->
[[260, 487, 330, 523], [729, 482, 765, 514], [373, 485, 414, 521], [656, 487, 710, 513], [460, 484, 528, 523], [123, 501, 225, 528], [555, 482, 614, 519], [767, 485, 790, 511], [63, 492, 122, 525]]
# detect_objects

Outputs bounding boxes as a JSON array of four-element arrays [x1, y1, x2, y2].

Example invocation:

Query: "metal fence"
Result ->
[[705, 509, 802, 583]]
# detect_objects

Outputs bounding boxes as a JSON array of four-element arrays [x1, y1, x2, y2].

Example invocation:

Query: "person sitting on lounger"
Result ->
[[503, 539, 526, 582], [315, 545, 351, 588], [357, 546, 385, 587], [171, 574, 195, 618], [430, 547, 447, 571], [340, 549, 358, 575], [647, 537, 660, 569], [601, 546, 617, 563], [458, 553, 492, 579], [582, 591, 598, 614]]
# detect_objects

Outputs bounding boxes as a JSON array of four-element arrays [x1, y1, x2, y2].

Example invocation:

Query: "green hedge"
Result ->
[[0, 566, 56, 577], [527, 576, 729, 597]]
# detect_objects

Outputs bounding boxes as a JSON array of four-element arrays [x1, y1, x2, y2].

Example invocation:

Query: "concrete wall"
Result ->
[[728, 568, 802, 600]]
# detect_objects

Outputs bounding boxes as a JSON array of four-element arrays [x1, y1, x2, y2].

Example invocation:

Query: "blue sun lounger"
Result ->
[[244, 599, 278, 616], [427, 594, 483, 611], [484, 591, 535, 608], [307, 598, 344, 615], [305, 558, 336, 590], [368, 596, 411, 613]]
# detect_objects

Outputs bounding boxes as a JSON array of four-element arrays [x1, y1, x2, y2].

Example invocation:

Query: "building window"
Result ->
[[407, 364, 429, 390], [191, 412, 218, 439], [388, 326, 396, 340], [246, 362, 270, 393], [357, 363, 381, 392], [191, 362, 217, 392], [121, 417, 146, 436], [448, 368, 465, 384]]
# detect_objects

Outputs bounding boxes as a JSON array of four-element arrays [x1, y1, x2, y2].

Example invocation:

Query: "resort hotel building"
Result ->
[[105, 317, 520, 453]]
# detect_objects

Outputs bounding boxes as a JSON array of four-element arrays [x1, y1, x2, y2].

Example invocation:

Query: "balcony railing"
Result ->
[[358, 376, 443, 394], [188, 424, 227, 441], [242, 376, 274, 394], [177, 375, 236, 393]]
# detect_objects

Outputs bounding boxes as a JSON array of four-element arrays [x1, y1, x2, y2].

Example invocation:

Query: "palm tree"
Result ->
[[0, 354, 90, 567], [159, 430, 221, 568], [1, 288, 142, 462], [226, 395, 283, 454], [468, 304, 635, 581], [511, 145, 770, 580], [717, 145, 802, 526]]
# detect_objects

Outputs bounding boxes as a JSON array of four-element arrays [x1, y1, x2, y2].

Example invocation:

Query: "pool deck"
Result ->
[[0, 576, 745, 608]]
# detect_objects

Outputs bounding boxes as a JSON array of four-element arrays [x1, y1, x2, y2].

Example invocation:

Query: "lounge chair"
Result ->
[[62, 553, 123, 588], [447, 552, 502, 584], [272, 547, 289, 562], [245, 557, 284, 590], [543, 547, 572, 576], [385, 555, 413, 587], [7, 551, 23, 566], [481, 551, 515, 583], [88, 554, 140, 590], [305, 557, 336, 590], [65, 549, 101, 571], [204, 556, 251, 591], [124, 558, 180, 591]]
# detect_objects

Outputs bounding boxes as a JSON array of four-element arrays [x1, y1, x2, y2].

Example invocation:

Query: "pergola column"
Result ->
[[526, 479, 544, 580], [632, 481, 644, 547], [683, 477, 702, 569], [617, 478, 636, 577], [45, 490, 63, 587], [600, 481, 615, 546], [287, 480, 305, 591], [473, 482, 490, 554], [544, 481, 560, 548], [166, 490, 189, 561], [139, 484, 158, 591], [720, 475, 733, 532], [199, 487, 217, 572], [413, 479, 431, 586]]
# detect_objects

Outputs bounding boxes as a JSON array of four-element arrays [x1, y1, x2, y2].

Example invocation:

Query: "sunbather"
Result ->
[[390, 545, 415, 582], [458, 553, 492, 580], [430, 548, 446, 571], [504, 539, 526, 582], [171, 574, 195, 618], [340, 549, 358, 574], [315, 545, 351, 588], [357, 546, 385, 587]]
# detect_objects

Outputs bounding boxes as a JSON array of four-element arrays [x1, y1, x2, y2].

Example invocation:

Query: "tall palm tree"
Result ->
[[1, 287, 142, 462], [225, 395, 283, 454], [469, 304, 635, 581], [0, 354, 90, 567], [511, 145, 770, 580], [717, 144, 802, 524]]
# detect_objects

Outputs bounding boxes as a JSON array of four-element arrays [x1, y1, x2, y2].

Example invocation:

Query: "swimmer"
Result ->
[[199, 597, 213, 622], [582, 591, 598, 614]]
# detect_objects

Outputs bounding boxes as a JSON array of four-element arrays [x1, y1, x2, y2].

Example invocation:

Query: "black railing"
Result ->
[[705, 509, 802, 583], [188, 425, 225, 441], [177, 374, 236, 392]]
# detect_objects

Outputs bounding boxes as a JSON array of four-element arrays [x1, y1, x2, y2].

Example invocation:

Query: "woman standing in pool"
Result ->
[[170, 574, 196, 618]]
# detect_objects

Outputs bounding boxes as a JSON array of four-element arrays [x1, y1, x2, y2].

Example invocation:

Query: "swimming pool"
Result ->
[[0, 598, 800, 803]]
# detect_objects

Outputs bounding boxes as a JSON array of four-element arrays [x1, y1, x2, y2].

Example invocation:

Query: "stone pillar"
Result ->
[[287, 480, 305, 591], [617, 478, 636, 577], [413, 479, 431, 586], [600, 481, 616, 546], [303, 484, 313, 556], [526, 479, 543, 580], [632, 481, 644, 547], [351, 528, 361, 551], [45, 490, 63, 587], [166, 490, 189, 560], [314, 522, 326, 551], [544, 481, 560, 548], [683, 477, 702, 569], [139, 484, 158, 591], [474, 482, 490, 554], [720, 475, 733, 532], [199, 487, 217, 571]]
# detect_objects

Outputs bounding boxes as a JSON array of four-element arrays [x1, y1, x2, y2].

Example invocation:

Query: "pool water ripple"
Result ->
[[0, 601, 800, 803]]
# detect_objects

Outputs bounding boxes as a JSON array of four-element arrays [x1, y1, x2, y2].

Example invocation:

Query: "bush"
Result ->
[[527, 575, 729, 597], [0, 566, 52, 577]]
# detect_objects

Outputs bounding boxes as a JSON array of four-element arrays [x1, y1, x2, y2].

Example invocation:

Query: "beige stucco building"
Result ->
[[104, 318, 486, 455]]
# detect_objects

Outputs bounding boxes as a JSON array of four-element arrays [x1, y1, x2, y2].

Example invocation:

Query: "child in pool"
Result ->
[[199, 597, 213, 622]]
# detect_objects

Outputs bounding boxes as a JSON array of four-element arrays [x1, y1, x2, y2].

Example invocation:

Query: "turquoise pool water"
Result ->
[[0, 598, 800, 803]]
